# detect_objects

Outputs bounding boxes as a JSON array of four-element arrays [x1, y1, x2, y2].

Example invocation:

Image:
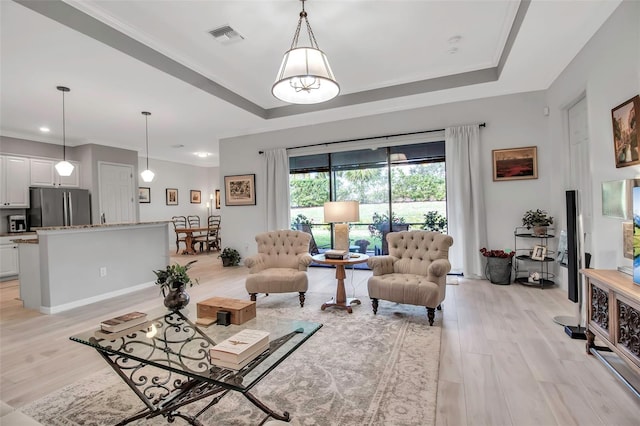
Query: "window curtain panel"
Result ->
[[264, 148, 290, 231], [445, 125, 487, 278]]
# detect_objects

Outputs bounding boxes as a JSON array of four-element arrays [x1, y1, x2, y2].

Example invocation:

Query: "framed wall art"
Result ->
[[138, 187, 150, 203], [492, 146, 538, 181], [166, 188, 178, 206], [224, 174, 256, 206], [612, 95, 639, 168], [215, 189, 221, 209], [190, 190, 201, 204]]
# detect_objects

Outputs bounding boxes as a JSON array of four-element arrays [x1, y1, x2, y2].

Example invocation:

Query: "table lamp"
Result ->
[[324, 201, 360, 251]]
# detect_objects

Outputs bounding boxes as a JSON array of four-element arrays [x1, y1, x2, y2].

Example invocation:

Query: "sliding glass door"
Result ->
[[290, 141, 446, 255]]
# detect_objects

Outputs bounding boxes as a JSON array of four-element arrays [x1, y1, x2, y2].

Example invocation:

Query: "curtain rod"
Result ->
[[258, 122, 486, 154]]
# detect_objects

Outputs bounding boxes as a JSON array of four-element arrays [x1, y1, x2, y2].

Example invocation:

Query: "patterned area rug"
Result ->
[[20, 291, 441, 425]]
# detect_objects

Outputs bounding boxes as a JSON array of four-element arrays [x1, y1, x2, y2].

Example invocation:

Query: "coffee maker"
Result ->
[[8, 215, 26, 233]]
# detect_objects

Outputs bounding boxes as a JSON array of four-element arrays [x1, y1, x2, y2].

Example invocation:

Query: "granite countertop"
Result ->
[[0, 232, 37, 238], [33, 221, 170, 231], [12, 238, 39, 244]]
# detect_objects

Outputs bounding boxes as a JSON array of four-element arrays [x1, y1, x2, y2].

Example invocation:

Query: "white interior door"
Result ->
[[98, 162, 135, 224], [568, 96, 592, 253]]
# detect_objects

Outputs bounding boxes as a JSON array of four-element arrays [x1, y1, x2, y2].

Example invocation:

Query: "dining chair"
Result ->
[[171, 216, 188, 254], [206, 215, 221, 252]]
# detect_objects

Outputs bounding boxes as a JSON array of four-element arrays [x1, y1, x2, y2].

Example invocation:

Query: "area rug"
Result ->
[[20, 291, 441, 426]]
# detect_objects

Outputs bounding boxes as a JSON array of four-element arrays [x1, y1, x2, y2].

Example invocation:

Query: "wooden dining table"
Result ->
[[174, 227, 211, 255]]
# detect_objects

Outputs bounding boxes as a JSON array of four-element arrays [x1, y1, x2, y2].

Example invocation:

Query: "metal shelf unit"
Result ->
[[513, 226, 556, 288]]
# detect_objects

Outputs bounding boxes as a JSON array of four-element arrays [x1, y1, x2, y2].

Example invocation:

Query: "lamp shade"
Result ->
[[140, 169, 155, 182], [324, 201, 360, 223], [273, 47, 339, 104], [55, 160, 74, 177]]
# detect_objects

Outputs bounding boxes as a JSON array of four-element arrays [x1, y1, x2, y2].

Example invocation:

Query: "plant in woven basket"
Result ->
[[479, 248, 515, 258]]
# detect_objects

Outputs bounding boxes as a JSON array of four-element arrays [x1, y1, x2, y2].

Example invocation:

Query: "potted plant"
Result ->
[[479, 248, 515, 285], [422, 211, 448, 233], [522, 209, 554, 236], [354, 239, 370, 254], [153, 260, 199, 310], [291, 214, 313, 230], [219, 247, 241, 267]]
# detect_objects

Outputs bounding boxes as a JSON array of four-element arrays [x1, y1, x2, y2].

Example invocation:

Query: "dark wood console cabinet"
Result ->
[[582, 269, 640, 396]]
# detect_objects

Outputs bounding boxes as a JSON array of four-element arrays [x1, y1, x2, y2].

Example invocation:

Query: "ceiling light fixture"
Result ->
[[54, 86, 74, 177], [39, 126, 50, 133], [272, 0, 339, 104], [195, 152, 211, 158], [140, 111, 155, 182]]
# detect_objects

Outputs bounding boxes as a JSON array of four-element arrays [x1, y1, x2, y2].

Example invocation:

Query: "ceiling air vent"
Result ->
[[208, 25, 244, 45]]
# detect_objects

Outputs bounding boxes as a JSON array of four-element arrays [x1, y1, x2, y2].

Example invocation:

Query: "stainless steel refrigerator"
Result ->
[[28, 187, 91, 229]]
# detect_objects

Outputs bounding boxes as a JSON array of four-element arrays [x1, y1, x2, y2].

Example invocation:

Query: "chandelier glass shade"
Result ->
[[55, 86, 74, 177], [272, 0, 339, 104], [140, 111, 155, 183]]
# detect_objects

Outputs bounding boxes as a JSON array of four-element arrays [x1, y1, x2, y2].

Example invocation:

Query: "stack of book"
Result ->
[[324, 249, 349, 260], [209, 329, 270, 370], [94, 311, 150, 340]]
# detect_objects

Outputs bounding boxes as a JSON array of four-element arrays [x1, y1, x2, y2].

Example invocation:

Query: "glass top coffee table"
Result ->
[[70, 307, 322, 425]]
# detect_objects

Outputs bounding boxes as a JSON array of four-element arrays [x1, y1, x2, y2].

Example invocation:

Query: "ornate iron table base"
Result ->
[[89, 312, 301, 425]]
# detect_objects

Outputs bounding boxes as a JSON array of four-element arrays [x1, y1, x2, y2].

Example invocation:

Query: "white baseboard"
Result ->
[[40, 281, 156, 314]]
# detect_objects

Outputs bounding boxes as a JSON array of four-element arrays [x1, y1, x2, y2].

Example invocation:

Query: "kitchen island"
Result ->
[[16, 222, 169, 314]]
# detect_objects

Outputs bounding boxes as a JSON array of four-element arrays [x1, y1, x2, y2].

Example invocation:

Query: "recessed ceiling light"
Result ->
[[448, 47, 459, 54], [194, 152, 211, 158], [39, 126, 50, 132], [448, 35, 462, 44]]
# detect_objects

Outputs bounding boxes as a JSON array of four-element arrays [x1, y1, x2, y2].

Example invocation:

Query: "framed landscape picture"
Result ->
[[612, 95, 639, 168], [166, 188, 178, 206], [224, 174, 256, 206], [492, 146, 538, 181], [190, 190, 201, 204], [138, 187, 150, 203]]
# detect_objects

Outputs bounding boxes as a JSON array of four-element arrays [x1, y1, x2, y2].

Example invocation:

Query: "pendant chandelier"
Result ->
[[54, 86, 74, 177], [272, 0, 339, 104], [140, 111, 155, 182]]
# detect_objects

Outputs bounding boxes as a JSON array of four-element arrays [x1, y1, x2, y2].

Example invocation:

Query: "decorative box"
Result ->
[[196, 297, 256, 325]]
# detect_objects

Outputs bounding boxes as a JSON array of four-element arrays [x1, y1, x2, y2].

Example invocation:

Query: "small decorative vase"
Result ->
[[532, 225, 547, 236], [222, 258, 232, 267], [164, 283, 190, 311]]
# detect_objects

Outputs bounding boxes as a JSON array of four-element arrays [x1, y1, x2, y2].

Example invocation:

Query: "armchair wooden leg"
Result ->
[[426, 307, 435, 326], [298, 292, 305, 307], [372, 298, 379, 315], [249, 293, 257, 302]]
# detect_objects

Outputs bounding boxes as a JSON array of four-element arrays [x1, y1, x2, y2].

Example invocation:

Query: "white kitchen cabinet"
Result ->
[[29, 158, 79, 187], [0, 156, 29, 207], [0, 241, 19, 278]]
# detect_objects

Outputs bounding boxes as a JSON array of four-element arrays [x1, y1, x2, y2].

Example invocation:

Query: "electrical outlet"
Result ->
[[100, 267, 107, 277]]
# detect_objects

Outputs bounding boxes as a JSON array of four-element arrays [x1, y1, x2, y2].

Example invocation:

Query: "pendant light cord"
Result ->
[[145, 114, 149, 170], [62, 89, 66, 161]]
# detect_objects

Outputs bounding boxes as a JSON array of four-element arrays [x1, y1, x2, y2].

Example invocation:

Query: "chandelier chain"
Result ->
[[289, 0, 319, 50]]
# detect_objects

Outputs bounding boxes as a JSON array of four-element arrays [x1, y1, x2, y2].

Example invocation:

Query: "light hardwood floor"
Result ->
[[1, 253, 639, 425]]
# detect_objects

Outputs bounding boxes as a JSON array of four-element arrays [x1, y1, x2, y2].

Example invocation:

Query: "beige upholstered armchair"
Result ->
[[244, 230, 313, 307], [367, 230, 453, 325]]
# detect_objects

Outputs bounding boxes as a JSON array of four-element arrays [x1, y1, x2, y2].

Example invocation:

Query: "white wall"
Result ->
[[137, 157, 220, 247], [219, 91, 553, 262], [547, 0, 640, 271]]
